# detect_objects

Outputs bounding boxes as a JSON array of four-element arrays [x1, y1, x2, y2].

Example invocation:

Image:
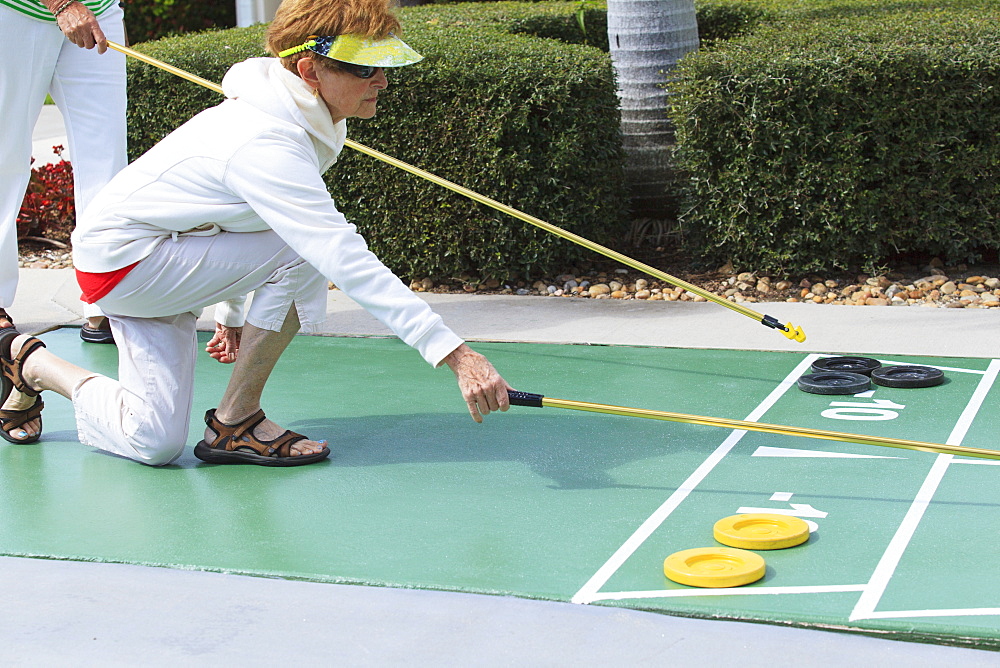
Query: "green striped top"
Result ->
[[1, 0, 117, 21]]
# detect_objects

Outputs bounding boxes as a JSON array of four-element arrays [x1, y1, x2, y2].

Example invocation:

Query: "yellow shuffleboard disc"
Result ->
[[713, 513, 810, 550], [663, 547, 766, 588]]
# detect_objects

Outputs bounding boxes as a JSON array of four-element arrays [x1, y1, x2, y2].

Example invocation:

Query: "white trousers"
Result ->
[[0, 5, 127, 317], [74, 231, 328, 465]]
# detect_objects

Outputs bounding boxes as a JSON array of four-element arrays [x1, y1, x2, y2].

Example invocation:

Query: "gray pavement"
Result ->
[[18, 264, 1000, 359], [8, 106, 1000, 665], [32, 104, 71, 167]]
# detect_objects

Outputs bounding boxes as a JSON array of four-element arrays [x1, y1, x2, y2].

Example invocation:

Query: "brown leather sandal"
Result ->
[[0, 328, 46, 445], [193, 408, 330, 466], [0, 398, 45, 445]]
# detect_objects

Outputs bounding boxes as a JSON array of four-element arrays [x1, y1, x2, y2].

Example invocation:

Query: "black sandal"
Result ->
[[0, 328, 46, 445], [193, 408, 329, 467], [80, 317, 115, 345], [0, 309, 14, 329]]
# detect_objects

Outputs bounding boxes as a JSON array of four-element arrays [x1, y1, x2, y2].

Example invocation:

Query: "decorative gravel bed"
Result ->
[[20, 241, 1000, 309]]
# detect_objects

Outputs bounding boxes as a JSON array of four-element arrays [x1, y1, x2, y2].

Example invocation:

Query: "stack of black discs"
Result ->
[[797, 357, 880, 395], [797, 356, 945, 394]]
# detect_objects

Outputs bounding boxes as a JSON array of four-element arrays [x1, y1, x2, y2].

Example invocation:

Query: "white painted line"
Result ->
[[849, 455, 952, 621], [736, 505, 827, 518], [571, 354, 823, 606], [770, 491, 794, 501], [945, 359, 1000, 447], [849, 359, 1000, 622], [589, 584, 867, 602], [753, 445, 902, 459]]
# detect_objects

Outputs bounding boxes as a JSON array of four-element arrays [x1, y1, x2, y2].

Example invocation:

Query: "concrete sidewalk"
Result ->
[[32, 104, 71, 167], [17, 266, 1000, 359]]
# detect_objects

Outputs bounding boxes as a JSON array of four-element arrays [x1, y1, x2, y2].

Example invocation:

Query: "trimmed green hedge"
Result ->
[[671, 1, 1000, 273], [126, 3, 628, 282], [409, 0, 770, 48], [124, 0, 235, 44]]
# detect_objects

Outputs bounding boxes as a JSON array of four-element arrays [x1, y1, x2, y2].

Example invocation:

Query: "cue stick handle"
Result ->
[[508, 391, 545, 407]]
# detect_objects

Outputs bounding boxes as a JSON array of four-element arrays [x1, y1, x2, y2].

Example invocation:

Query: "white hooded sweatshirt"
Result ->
[[72, 58, 463, 367]]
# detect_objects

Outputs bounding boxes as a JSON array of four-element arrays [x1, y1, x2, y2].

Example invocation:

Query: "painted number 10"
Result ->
[[821, 399, 905, 421]]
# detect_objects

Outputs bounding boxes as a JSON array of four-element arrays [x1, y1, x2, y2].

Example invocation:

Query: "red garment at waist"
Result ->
[[76, 262, 139, 303]]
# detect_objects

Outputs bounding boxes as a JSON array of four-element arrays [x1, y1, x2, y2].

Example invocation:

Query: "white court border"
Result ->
[[573, 356, 1000, 613], [850, 358, 1000, 621]]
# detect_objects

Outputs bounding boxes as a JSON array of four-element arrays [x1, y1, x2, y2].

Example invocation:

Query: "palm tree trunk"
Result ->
[[607, 0, 699, 218]]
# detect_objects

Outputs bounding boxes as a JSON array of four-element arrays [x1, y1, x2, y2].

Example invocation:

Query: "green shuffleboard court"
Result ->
[[2, 328, 999, 648]]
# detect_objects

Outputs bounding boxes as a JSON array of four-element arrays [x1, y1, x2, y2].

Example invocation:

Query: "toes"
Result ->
[[292, 439, 327, 456], [24, 418, 40, 437], [7, 418, 39, 441]]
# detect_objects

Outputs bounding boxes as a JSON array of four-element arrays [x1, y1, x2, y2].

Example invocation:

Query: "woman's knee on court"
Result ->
[[123, 419, 189, 466]]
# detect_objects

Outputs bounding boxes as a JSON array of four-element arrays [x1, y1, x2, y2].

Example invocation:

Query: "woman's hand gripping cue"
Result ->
[[442, 344, 513, 423]]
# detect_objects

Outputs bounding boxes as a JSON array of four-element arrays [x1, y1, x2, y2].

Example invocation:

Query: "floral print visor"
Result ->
[[278, 33, 423, 68]]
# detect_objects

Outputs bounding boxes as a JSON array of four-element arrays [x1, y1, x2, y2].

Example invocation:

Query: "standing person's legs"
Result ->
[[0, 10, 62, 321], [51, 2, 127, 340], [52, 3, 127, 214], [0, 12, 63, 439]]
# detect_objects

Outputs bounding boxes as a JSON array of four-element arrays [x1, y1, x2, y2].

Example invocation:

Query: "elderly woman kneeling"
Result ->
[[0, 0, 512, 466]]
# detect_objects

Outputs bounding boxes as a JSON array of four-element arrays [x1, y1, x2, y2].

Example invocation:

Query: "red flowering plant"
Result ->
[[17, 145, 75, 246]]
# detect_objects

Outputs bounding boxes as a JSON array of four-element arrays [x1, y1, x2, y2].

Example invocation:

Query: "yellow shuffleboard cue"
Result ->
[[508, 391, 1000, 460], [106, 40, 807, 343]]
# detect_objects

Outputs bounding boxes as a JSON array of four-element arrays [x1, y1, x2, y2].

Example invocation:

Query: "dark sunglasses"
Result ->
[[333, 60, 381, 79]]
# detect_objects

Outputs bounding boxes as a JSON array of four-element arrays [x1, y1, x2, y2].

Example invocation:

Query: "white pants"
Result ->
[[74, 231, 328, 465], [0, 5, 127, 318]]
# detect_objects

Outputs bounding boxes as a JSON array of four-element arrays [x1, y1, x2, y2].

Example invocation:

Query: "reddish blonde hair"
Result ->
[[266, 0, 402, 72]]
